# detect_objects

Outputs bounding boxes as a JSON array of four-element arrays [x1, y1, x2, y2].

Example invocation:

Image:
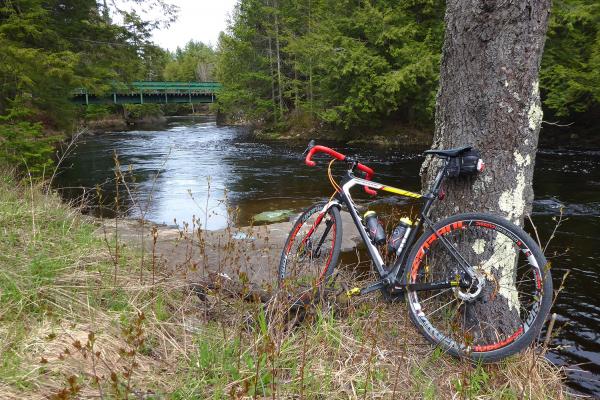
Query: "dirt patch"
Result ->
[[100, 211, 362, 285]]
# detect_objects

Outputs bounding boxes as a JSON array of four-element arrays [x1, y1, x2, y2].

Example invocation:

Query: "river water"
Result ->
[[55, 115, 600, 395]]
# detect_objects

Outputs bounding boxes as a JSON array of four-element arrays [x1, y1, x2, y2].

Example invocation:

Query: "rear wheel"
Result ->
[[278, 202, 343, 300], [404, 213, 552, 362]]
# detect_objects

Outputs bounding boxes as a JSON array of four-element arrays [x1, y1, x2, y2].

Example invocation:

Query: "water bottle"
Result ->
[[388, 217, 413, 255], [364, 211, 386, 245]]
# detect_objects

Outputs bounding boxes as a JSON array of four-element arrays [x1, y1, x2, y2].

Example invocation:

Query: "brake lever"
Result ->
[[302, 139, 316, 157]]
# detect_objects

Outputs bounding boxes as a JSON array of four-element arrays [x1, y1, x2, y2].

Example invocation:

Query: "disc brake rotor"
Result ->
[[453, 268, 486, 302]]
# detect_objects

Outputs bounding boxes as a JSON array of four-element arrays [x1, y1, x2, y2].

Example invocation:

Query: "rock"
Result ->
[[253, 209, 296, 223], [231, 231, 256, 240]]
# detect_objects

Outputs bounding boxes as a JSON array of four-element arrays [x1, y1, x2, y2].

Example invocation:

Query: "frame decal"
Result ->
[[351, 177, 422, 199]]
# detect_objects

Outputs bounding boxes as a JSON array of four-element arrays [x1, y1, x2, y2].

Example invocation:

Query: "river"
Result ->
[[55, 115, 600, 396]]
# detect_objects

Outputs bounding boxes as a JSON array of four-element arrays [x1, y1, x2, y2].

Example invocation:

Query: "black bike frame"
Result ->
[[328, 159, 474, 295]]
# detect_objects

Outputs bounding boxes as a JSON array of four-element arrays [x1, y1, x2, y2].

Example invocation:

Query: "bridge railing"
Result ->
[[130, 81, 222, 94], [71, 81, 222, 105], [73, 81, 222, 95]]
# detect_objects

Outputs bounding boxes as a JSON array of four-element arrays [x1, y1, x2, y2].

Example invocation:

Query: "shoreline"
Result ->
[[80, 108, 600, 150], [80, 103, 213, 134], [229, 116, 600, 150]]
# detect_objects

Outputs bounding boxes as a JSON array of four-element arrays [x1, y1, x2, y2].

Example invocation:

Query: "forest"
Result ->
[[0, 0, 214, 173], [1, 0, 599, 173], [216, 0, 600, 137]]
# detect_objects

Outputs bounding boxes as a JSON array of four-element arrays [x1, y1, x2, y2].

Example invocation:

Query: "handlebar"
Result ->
[[304, 143, 377, 196], [305, 145, 345, 166]]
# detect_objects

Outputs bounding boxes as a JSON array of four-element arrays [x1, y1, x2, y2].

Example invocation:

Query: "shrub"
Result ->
[[0, 122, 62, 176]]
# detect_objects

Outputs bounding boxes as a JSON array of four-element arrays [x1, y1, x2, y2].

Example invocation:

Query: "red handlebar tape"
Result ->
[[305, 145, 345, 166], [304, 145, 377, 196]]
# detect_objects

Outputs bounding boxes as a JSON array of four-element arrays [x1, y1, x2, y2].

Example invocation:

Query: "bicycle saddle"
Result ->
[[424, 146, 472, 158]]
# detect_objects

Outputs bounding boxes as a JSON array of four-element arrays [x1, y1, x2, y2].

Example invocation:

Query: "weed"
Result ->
[[0, 172, 569, 399]]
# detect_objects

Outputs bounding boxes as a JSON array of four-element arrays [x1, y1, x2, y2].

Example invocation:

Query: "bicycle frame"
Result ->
[[322, 160, 474, 296], [294, 143, 551, 360]]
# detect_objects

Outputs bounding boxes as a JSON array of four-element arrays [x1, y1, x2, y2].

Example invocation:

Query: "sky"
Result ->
[[150, 0, 238, 51]]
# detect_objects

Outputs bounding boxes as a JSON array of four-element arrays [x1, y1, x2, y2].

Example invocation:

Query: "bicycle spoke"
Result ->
[[407, 215, 550, 359], [425, 297, 459, 319], [418, 288, 453, 304]]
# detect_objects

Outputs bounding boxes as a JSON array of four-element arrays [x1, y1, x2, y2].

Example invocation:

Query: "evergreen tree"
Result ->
[[216, 0, 600, 134], [215, 0, 278, 123], [0, 0, 176, 173], [216, 0, 445, 130], [163, 41, 216, 81], [540, 0, 600, 118]]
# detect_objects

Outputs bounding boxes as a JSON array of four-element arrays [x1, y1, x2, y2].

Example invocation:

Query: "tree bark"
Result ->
[[273, 0, 284, 118], [420, 1, 551, 337], [308, 0, 314, 114], [422, 0, 551, 226], [268, 36, 278, 120]]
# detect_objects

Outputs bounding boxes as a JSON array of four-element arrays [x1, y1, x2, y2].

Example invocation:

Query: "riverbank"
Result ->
[[252, 123, 600, 149], [81, 103, 212, 134], [239, 111, 600, 149], [251, 117, 435, 147], [0, 174, 569, 398], [82, 105, 600, 149]]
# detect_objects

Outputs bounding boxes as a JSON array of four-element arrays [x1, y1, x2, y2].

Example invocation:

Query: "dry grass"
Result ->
[[0, 173, 570, 399], [180, 288, 568, 400]]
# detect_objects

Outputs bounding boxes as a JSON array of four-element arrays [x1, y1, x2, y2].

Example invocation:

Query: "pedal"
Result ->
[[382, 285, 405, 303], [334, 286, 359, 306]]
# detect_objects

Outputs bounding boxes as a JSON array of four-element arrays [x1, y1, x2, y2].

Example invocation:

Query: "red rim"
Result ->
[[409, 220, 539, 353], [284, 210, 336, 286]]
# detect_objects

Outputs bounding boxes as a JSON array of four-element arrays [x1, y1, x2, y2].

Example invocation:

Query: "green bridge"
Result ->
[[72, 82, 222, 105]]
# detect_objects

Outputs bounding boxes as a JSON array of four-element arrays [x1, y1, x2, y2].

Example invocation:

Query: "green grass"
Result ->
[[0, 173, 569, 399], [0, 174, 175, 397], [0, 196, 91, 317]]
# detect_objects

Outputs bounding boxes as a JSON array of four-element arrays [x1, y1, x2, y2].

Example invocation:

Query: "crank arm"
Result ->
[[400, 280, 465, 292], [344, 281, 386, 298]]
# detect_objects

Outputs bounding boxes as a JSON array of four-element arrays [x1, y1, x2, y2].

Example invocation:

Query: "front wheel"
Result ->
[[278, 202, 343, 298], [404, 213, 553, 362]]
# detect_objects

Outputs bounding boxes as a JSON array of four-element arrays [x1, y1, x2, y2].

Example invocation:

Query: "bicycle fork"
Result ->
[[299, 202, 338, 260]]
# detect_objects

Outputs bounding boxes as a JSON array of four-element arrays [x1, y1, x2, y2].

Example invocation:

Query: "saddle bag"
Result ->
[[446, 149, 484, 178]]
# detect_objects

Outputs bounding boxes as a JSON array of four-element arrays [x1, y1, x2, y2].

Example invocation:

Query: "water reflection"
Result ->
[[57, 116, 242, 228]]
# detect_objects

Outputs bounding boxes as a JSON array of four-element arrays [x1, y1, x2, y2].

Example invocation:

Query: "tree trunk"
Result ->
[[308, 0, 314, 114], [294, 55, 299, 109], [421, 0, 551, 337], [268, 36, 277, 120], [273, 0, 284, 118], [423, 0, 551, 225]]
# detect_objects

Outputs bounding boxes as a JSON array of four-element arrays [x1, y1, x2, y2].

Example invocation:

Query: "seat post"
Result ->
[[418, 158, 446, 220], [428, 159, 448, 197]]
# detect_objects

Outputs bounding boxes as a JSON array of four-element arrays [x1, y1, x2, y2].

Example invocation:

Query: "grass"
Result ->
[[0, 172, 570, 399]]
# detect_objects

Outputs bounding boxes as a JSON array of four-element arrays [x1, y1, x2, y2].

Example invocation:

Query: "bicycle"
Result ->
[[278, 141, 553, 362]]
